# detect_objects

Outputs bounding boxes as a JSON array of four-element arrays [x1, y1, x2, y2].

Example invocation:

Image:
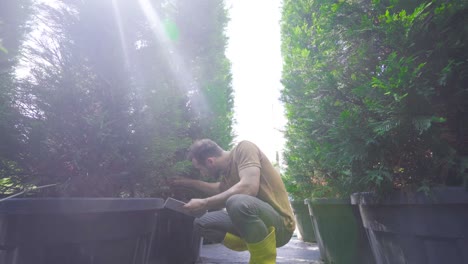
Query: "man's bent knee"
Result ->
[[226, 194, 257, 220], [226, 194, 251, 210], [193, 217, 203, 234]]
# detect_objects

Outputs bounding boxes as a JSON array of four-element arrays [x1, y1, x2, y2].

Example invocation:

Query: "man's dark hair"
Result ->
[[187, 139, 224, 165]]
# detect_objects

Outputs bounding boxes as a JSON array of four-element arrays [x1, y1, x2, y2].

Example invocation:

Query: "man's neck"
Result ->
[[216, 151, 231, 172]]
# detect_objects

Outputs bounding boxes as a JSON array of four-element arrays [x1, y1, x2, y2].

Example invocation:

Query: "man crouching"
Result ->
[[172, 139, 295, 264]]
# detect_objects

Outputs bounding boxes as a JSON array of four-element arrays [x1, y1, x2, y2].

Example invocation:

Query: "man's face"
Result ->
[[192, 158, 221, 179]]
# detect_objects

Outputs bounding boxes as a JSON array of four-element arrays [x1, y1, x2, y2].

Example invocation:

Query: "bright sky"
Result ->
[[225, 0, 286, 165]]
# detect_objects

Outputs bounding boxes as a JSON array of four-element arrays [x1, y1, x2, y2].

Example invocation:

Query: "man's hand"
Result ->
[[183, 198, 208, 215]]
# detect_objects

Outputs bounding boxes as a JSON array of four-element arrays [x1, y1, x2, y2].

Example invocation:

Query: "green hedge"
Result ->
[[281, 0, 468, 197]]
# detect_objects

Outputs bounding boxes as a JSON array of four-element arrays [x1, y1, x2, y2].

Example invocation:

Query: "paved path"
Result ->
[[197, 234, 323, 264]]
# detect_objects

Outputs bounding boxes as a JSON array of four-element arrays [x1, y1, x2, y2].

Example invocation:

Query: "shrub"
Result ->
[[281, 0, 468, 197]]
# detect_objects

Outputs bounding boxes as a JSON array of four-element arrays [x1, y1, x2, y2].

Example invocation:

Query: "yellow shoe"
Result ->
[[222, 232, 248, 251], [246, 227, 276, 264]]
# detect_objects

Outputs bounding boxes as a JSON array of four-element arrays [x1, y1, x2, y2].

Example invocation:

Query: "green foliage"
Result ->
[[281, 0, 468, 198], [0, 160, 24, 195], [0, 43, 6, 54], [0, 0, 233, 197], [0, 0, 32, 193], [175, 0, 234, 149]]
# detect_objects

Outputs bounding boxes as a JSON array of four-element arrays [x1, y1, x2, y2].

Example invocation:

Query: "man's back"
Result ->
[[220, 141, 295, 233]]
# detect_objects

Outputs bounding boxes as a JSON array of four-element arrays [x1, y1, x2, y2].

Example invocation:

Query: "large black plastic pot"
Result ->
[[305, 199, 327, 262], [351, 187, 468, 264], [290, 200, 316, 242], [306, 198, 374, 264], [149, 209, 203, 264], [0, 198, 164, 264]]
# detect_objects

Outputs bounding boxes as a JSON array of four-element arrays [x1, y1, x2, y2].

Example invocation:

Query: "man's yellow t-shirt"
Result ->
[[219, 141, 296, 233]]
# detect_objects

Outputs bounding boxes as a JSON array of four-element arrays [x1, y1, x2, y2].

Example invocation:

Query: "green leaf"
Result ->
[[0, 44, 7, 54], [431, 117, 446, 123], [412, 116, 432, 134]]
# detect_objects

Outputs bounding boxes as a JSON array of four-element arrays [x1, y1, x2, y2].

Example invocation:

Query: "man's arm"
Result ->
[[171, 177, 221, 196], [183, 166, 261, 213]]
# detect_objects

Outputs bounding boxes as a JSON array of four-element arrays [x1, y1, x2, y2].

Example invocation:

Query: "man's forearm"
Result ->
[[204, 181, 256, 209], [204, 168, 260, 210]]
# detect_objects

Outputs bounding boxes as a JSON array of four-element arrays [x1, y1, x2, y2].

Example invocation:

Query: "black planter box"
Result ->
[[0, 198, 164, 264], [306, 198, 375, 264], [290, 201, 316, 243], [352, 187, 468, 264], [149, 209, 203, 264]]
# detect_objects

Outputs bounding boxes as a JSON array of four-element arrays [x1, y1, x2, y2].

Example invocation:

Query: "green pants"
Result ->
[[193, 194, 292, 246]]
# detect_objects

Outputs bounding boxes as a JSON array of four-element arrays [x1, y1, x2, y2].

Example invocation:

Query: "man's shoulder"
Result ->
[[233, 141, 260, 155], [232, 141, 262, 170], [236, 140, 258, 149]]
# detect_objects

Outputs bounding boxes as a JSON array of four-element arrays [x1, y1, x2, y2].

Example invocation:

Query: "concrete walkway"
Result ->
[[197, 234, 323, 264]]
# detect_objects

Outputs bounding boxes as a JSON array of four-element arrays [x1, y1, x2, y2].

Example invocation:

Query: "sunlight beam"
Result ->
[[137, 0, 207, 113], [111, 0, 130, 69]]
